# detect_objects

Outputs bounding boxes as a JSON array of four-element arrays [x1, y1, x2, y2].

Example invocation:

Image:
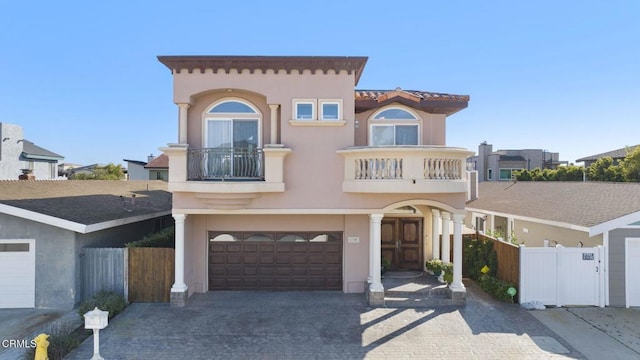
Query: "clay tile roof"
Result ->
[[0, 180, 171, 225], [157, 55, 368, 85], [355, 88, 470, 115], [145, 154, 168, 169], [467, 181, 640, 229]]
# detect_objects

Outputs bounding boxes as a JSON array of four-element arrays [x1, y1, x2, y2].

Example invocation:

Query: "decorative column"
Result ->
[[177, 103, 190, 144], [268, 104, 280, 145], [451, 213, 466, 292], [431, 209, 441, 260], [441, 212, 451, 263], [171, 213, 188, 307], [368, 213, 385, 306]]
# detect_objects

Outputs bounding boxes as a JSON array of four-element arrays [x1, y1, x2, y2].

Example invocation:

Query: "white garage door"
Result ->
[[626, 238, 640, 307], [0, 239, 35, 308]]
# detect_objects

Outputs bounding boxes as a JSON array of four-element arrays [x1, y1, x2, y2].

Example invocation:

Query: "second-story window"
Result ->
[[369, 107, 420, 146], [293, 99, 316, 120]]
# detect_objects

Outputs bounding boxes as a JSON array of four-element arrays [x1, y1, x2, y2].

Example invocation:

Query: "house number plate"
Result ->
[[582, 253, 594, 260]]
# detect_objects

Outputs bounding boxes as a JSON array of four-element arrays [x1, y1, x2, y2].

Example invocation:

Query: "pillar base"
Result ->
[[365, 285, 385, 307], [170, 289, 188, 307], [447, 286, 467, 301]]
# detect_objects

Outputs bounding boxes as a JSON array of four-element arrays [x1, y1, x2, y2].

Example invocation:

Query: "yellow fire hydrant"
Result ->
[[33, 333, 49, 360]]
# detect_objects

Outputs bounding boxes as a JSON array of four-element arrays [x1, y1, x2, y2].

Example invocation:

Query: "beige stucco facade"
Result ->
[[158, 56, 473, 306]]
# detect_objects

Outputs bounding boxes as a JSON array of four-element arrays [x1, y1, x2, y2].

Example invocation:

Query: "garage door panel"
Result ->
[[0, 240, 35, 308], [209, 233, 342, 291]]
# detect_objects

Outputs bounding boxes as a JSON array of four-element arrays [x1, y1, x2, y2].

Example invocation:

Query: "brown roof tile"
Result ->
[[355, 88, 469, 115], [467, 181, 640, 228], [144, 154, 168, 169], [0, 180, 171, 225]]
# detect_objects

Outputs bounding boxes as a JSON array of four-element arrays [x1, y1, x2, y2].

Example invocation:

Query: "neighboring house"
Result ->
[[58, 163, 82, 177], [145, 154, 168, 181], [0, 180, 172, 309], [124, 159, 149, 180], [576, 145, 640, 167], [0, 123, 64, 180], [466, 181, 640, 307], [158, 55, 474, 306], [467, 141, 567, 182]]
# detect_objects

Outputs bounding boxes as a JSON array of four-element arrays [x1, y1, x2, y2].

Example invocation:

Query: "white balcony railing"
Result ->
[[338, 146, 473, 193]]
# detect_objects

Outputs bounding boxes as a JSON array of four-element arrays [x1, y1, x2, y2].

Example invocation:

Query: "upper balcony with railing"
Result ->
[[161, 144, 291, 194], [337, 146, 473, 193]]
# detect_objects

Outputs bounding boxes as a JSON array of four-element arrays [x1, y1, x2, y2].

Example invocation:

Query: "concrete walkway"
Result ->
[[530, 307, 640, 360], [65, 281, 583, 359]]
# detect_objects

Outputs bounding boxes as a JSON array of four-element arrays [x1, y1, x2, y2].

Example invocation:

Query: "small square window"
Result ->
[[294, 100, 315, 120], [320, 101, 341, 120]]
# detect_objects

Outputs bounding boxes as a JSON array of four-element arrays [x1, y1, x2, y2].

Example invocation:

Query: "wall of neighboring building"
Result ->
[[127, 163, 149, 180], [0, 212, 77, 309], [0, 123, 24, 180], [512, 219, 601, 247], [607, 228, 640, 307]]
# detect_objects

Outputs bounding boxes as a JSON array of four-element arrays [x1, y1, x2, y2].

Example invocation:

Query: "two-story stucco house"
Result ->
[[158, 56, 473, 306]]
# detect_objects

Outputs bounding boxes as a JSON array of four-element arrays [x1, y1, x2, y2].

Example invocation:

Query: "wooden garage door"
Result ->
[[209, 232, 342, 290]]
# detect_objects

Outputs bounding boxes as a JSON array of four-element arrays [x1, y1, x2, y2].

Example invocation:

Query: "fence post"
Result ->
[[556, 245, 563, 307], [124, 247, 129, 303], [519, 245, 526, 304], [598, 245, 606, 308]]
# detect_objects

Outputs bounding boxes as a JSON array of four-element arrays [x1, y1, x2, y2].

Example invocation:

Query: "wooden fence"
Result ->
[[81, 247, 174, 303], [127, 247, 174, 303]]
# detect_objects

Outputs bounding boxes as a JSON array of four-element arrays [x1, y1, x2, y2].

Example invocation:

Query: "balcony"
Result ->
[[337, 146, 474, 194], [161, 144, 291, 196]]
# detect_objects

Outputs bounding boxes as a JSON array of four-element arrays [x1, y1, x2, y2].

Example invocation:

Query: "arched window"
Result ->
[[369, 107, 420, 146], [204, 99, 261, 149], [202, 99, 263, 179]]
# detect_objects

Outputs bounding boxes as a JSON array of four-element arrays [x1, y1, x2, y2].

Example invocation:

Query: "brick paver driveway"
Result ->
[[66, 280, 582, 359]]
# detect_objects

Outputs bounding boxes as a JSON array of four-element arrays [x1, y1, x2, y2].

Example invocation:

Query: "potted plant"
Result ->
[[442, 262, 454, 284], [426, 259, 443, 276]]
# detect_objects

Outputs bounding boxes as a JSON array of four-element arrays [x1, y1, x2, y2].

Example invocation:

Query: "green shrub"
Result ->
[[126, 226, 174, 248], [78, 290, 127, 319], [442, 263, 453, 284], [463, 236, 498, 280], [478, 274, 517, 302]]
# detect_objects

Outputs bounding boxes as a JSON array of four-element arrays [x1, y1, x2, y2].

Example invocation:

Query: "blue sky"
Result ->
[[1, 1, 638, 166]]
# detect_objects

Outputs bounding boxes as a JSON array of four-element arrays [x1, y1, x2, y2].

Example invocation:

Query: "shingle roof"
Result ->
[[467, 181, 640, 228], [145, 154, 168, 169], [0, 180, 171, 225], [21, 140, 64, 160], [576, 145, 639, 162]]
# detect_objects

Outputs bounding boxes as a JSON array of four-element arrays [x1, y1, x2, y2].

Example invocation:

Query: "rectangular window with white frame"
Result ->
[[293, 99, 316, 120], [319, 99, 342, 121], [370, 124, 419, 146]]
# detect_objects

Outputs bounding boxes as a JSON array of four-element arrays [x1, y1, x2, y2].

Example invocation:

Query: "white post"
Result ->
[[269, 104, 280, 145], [451, 213, 465, 291], [507, 217, 513, 242], [370, 213, 384, 292], [489, 214, 495, 234], [92, 329, 102, 360], [177, 103, 190, 144], [171, 213, 188, 292], [441, 212, 451, 263], [431, 209, 441, 260]]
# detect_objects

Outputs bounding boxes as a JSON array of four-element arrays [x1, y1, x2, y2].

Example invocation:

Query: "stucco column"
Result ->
[[177, 103, 190, 144], [369, 213, 384, 293], [268, 104, 280, 145], [451, 213, 465, 291], [171, 214, 188, 306], [441, 212, 451, 263], [431, 209, 441, 260]]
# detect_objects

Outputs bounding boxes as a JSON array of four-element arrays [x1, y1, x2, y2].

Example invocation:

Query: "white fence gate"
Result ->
[[520, 245, 606, 307]]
